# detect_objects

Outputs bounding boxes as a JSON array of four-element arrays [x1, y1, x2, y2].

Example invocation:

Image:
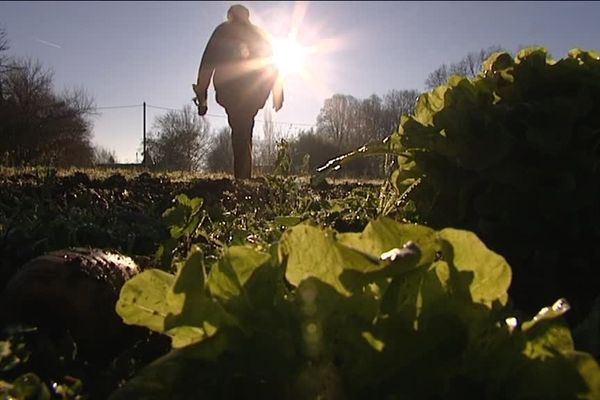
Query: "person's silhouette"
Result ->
[[193, 4, 283, 179]]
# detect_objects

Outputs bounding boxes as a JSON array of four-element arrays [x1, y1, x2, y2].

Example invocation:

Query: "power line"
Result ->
[[146, 103, 316, 128], [147, 104, 227, 120], [96, 104, 142, 110], [147, 104, 228, 120], [146, 104, 185, 112], [94, 102, 317, 129], [259, 118, 314, 127]]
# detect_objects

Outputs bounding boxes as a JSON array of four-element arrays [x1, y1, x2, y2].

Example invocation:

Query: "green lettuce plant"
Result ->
[[112, 217, 600, 399], [315, 48, 600, 323]]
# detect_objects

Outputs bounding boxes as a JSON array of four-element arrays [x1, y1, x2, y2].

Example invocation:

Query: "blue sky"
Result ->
[[1, 1, 599, 162]]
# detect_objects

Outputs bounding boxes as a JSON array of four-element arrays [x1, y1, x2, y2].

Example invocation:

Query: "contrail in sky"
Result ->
[[35, 38, 62, 49]]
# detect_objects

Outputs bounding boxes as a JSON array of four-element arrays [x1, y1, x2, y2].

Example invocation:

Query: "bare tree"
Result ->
[[205, 126, 233, 173], [0, 26, 8, 56], [93, 146, 117, 164], [42, 86, 97, 166], [314, 89, 420, 178], [2, 58, 53, 110], [257, 106, 276, 167], [145, 104, 211, 171], [424, 64, 449, 91], [316, 90, 419, 151], [0, 58, 51, 164], [316, 94, 360, 152], [383, 89, 419, 133], [0, 26, 10, 82], [424, 46, 504, 90], [0, 26, 9, 98], [353, 95, 384, 145], [0, 27, 98, 167], [0, 57, 97, 167]]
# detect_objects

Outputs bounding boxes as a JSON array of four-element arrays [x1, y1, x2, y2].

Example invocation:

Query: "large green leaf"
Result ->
[[525, 321, 575, 359], [207, 246, 271, 302], [516, 46, 549, 64], [438, 228, 511, 306], [165, 248, 239, 347], [165, 248, 207, 325], [116, 249, 238, 347], [482, 51, 514, 75], [207, 246, 276, 320], [337, 216, 438, 270], [116, 269, 176, 332], [280, 224, 373, 296], [414, 85, 449, 126]]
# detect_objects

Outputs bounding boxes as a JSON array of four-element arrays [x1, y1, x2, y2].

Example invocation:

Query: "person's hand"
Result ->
[[194, 97, 208, 116], [192, 84, 208, 116], [272, 76, 284, 112], [273, 89, 284, 112]]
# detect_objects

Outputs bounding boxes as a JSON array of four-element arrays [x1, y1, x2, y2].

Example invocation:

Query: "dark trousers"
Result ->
[[226, 107, 258, 179]]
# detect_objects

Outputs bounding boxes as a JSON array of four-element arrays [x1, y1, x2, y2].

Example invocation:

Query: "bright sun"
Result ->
[[271, 36, 308, 78]]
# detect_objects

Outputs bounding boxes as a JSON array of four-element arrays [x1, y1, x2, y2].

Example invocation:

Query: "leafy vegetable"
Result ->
[[113, 217, 600, 399], [316, 47, 600, 325]]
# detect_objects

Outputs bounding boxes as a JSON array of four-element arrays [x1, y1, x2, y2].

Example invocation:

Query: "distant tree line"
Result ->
[[1, 22, 503, 176], [204, 46, 504, 178], [0, 26, 114, 167], [193, 89, 418, 178]]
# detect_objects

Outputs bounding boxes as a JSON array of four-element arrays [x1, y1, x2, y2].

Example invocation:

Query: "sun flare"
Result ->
[[254, 1, 344, 100], [271, 36, 308, 78]]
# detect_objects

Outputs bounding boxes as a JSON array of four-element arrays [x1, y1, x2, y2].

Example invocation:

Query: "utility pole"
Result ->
[[142, 101, 146, 165]]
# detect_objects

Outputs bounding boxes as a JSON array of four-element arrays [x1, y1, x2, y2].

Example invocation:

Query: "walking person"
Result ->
[[193, 4, 284, 179]]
